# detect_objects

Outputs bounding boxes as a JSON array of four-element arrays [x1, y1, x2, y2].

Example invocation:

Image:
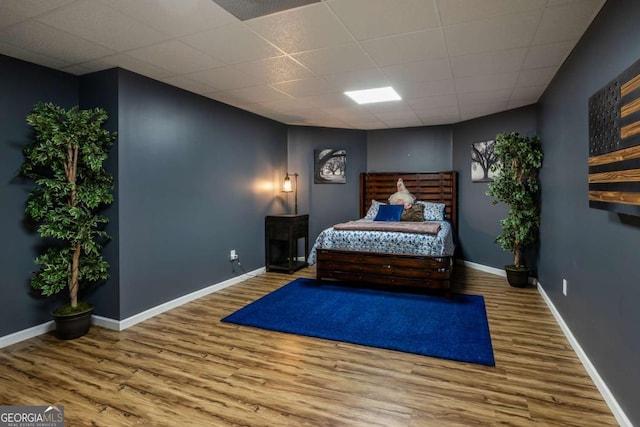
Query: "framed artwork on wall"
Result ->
[[471, 140, 500, 182], [588, 56, 640, 216], [314, 149, 346, 184]]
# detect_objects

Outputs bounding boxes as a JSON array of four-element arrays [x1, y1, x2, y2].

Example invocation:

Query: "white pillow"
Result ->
[[415, 201, 446, 221], [364, 199, 385, 219]]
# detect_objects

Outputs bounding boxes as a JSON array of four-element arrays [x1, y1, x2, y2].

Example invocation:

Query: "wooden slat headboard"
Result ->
[[359, 171, 458, 230]]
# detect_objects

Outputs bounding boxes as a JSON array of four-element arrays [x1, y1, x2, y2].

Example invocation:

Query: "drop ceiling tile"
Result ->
[[334, 112, 379, 124], [101, 0, 236, 38], [233, 56, 315, 84], [296, 111, 348, 128], [437, 0, 546, 26], [323, 106, 378, 122], [260, 97, 318, 114], [510, 85, 545, 101], [213, 85, 292, 105], [0, 19, 115, 64], [362, 28, 447, 67], [292, 43, 376, 76], [0, 40, 71, 69], [444, 11, 542, 57], [230, 102, 272, 117], [420, 114, 460, 126], [0, 6, 28, 28], [406, 94, 458, 111], [516, 66, 557, 87], [0, 0, 77, 18], [393, 79, 456, 99], [455, 71, 519, 93], [328, 0, 439, 40], [507, 99, 536, 110], [271, 77, 337, 97], [372, 107, 420, 123], [381, 117, 424, 129], [0, 0, 603, 129], [365, 101, 413, 115], [458, 89, 511, 105], [547, 0, 603, 6], [79, 53, 174, 80], [127, 41, 223, 75], [247, 3, 353, 54], [161, 75, 218, 95], [305, 92, 356, 109], [37, 0, 168, 51], [59, 63, 94, 75], [533, 0, 605, 45], [451, 48, 527, 78], [341, 116, 388, 130], [414, 104, 460, 117], [415, 105, 461, 125], [181, 24, 284, 65], [460, 102, 505, 120], [382, 58, 453, 85], [187, 65, 265, 91], [321, 68, 389, 92], [523, 41, 575, 69]]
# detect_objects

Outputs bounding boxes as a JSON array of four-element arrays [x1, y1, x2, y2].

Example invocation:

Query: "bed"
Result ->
[[310, 171, 458, 295]]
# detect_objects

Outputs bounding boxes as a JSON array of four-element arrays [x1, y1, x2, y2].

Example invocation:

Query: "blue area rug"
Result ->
[[222, 278, 495, 366]]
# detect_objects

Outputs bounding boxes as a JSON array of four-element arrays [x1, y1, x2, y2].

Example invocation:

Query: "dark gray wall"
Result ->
[[0, 60, 289, 332], [79, 69, 121, 320], [538, 0, 640, 423], [116, 70, 288, 319], [287, 126, 367, 242], [452, 106, 538, 270], [366, 126, 452, 172], [0, 55, 79, 336]]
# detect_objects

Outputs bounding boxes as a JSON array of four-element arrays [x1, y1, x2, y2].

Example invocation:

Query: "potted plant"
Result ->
[[20, 102, 115, 339], [486, 132, 543, 287]]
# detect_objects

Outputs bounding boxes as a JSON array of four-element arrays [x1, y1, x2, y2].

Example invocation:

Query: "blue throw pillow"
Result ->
[[374, 204, 404, 221]]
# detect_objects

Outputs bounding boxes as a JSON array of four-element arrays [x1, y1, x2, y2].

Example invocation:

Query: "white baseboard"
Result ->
[[458, 259, 506, 277], [95, 267, 265, 331], [462, 260, 631, 427], [0, 267, 264, 347], [537, 282, 632, 427], [0, 321, 55, 349], [458, 259, 537, 284]]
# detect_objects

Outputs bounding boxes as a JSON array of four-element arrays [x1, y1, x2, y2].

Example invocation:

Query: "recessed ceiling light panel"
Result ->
[[344, 86, 402, 105]]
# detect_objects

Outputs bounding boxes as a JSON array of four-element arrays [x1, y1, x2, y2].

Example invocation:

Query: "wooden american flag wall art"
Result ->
[[588, 57, 640, 216]]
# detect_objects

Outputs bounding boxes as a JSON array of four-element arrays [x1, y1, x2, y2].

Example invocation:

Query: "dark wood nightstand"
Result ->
[[265, 214, 309, 273]]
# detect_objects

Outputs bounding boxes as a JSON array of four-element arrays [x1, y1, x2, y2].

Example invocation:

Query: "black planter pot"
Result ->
[[505, 265, 530, 288], [52, 305, 94, 340]]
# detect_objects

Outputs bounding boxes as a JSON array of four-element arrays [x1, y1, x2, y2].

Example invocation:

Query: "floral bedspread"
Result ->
[[308, 219, 455, 265]]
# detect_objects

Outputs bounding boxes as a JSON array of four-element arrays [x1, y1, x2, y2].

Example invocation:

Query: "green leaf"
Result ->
[[20, 102, 116, 300], [486, 132, 543, 266]]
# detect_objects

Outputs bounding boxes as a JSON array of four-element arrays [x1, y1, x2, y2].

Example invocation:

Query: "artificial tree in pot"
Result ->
[[486, 132, 543, 287], [21, 102, 115, 339]]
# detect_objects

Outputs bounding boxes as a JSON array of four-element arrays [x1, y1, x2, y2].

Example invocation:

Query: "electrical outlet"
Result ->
[[562, 279, 568, 296], [230, 249, 238, 262]]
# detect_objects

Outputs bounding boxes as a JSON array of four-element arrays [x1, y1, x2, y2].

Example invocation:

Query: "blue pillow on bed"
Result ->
[[374, 204, 404, 221]]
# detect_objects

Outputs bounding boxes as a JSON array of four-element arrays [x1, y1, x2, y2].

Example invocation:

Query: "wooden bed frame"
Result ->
[[315, 171, 458, 294]]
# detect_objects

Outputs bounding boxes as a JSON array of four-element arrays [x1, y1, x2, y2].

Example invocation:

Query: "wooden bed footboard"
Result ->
[[316, 249, 453, 293], [315, 171, 458, 295]]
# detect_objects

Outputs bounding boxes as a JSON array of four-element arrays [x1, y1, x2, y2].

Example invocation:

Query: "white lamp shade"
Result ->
[[283, 176, 292, 192]]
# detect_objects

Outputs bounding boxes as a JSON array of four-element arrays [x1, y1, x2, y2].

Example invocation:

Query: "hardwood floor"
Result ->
[[0, 266, 618, 426]]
